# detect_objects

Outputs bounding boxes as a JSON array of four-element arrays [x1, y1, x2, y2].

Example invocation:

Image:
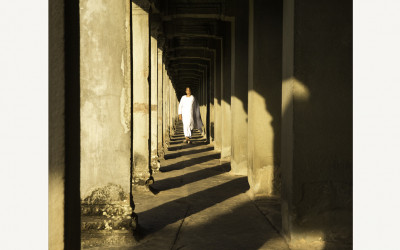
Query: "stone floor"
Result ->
[[83, 124, 290, 249]]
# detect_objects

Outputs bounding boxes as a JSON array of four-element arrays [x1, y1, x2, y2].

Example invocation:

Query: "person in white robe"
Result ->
[[178, 87, 203, 143]]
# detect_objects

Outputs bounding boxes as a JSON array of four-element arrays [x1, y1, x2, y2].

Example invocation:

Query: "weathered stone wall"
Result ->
[[80, 0, 131, 198]]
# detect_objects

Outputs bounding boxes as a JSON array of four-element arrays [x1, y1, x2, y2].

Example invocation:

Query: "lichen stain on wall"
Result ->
[[120, 87, 131, 133], [120, 54, 131, 134]]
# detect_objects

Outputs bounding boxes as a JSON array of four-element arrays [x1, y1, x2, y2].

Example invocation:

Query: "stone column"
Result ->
[[168, 79, 171, 136], [280, 0, 352, 246], [221, 22, 232, 159], [50, 0, 67, 245], [162, 63, 167, 147], [171, 84, 174, 133], [150, 33, 159, 172], [199, 74, 204, 135], [213, 40, 222, 151], [80, 0, 135, 238], [166, 77, 171, 138], [206, 63, 211, 142], [131, 2, 151, 189], [209, 53, 215, 143], [247, 0, 282, 197], [202, 66, 208, 138], [169, 83, 174, 133], [231, 0, 249, 175], [157, 48, 163, 157]]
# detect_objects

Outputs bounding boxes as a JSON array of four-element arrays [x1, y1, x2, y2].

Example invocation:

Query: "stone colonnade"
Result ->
[[77, 0, 352, 247]]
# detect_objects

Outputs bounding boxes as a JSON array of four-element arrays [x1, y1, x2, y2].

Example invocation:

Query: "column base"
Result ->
[[81, 184, 138, 248], [230, 159, 248, 176], [151, 155, 161, 173]]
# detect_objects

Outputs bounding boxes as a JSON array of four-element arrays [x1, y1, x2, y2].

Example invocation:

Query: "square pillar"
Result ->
[[281, 0, 352, 246], [231, 0, 249, 175], [206, 63, 212, 143], [157, 48, 163, 157], [209, 53, 215, 142], [213, 40, 223, 151], [150, 34, 159, 172], [131, 2, 151, 189], [162, 63, 167, 147], [221, 22, 232, 159], [247, 0, 283, 197], [79, 0, 135, 240], [167, 78, 171, 137]]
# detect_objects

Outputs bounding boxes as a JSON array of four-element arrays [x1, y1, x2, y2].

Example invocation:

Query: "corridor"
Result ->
[[49, 0, 353, 249], [83, 122, 290, 249]]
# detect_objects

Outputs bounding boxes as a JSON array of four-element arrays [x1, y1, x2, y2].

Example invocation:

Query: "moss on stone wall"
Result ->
[[83, 183, 128, 204]]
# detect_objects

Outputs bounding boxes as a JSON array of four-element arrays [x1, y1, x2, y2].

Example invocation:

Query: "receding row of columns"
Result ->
[[79, 0, 352, 245], [130, 2, 184, 190]]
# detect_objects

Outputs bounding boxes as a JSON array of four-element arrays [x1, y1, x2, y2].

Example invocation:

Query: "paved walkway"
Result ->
[[129, 123, 290, 250]]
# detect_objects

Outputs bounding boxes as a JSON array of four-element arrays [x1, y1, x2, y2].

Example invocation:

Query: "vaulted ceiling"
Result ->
[[148, 0, 234, 97]]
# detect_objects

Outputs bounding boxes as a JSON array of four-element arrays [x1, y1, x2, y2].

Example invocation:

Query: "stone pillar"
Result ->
[[131, 2, 151, 189], [162, 63, 167, 147], [280, 0, 352, 246], [231, 0, 249, 175], [157, 48, 163, 157], [206, 63, 211, 142], [172, 81, 176, 132], [205, 66, 208, 138], [49, 0, 67, 246], [80, 0, 132, 202], [221, 22, 232, 159], [167, 78, 170, 137], [166, 77, 171, 138], [169, 80, 174, 133], [199, 74, 204, 135], [80, 0, 135, 239], [213, 40, 222, 151], [171, 83, 174, 133], [209, 54, 215, 143], [247, 0, 282, 197], [150, 34, 159, 172]]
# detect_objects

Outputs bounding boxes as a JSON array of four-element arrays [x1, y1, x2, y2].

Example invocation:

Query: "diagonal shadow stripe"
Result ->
[[152, 163, 231, 191], [170, 136, 204, 142], [137, 177, 249, 236], [167, 141, 209, 151], [160, 152, 221, 172], [168, 138, 206, 145], [164, 146, 214, 160]]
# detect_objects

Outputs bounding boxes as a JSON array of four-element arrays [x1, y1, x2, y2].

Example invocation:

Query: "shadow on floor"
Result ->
[[164, 146, 214, 160], [136, 177, 249, 235], [151, 163, 231, 192], [168, 138, 206, 145], [167, 142, 209, 151], [134, 176, 291, 250], [160, 152, 221, 172]]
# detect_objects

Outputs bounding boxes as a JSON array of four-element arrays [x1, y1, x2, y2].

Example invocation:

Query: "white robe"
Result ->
[[178, 95, 203, 138]]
